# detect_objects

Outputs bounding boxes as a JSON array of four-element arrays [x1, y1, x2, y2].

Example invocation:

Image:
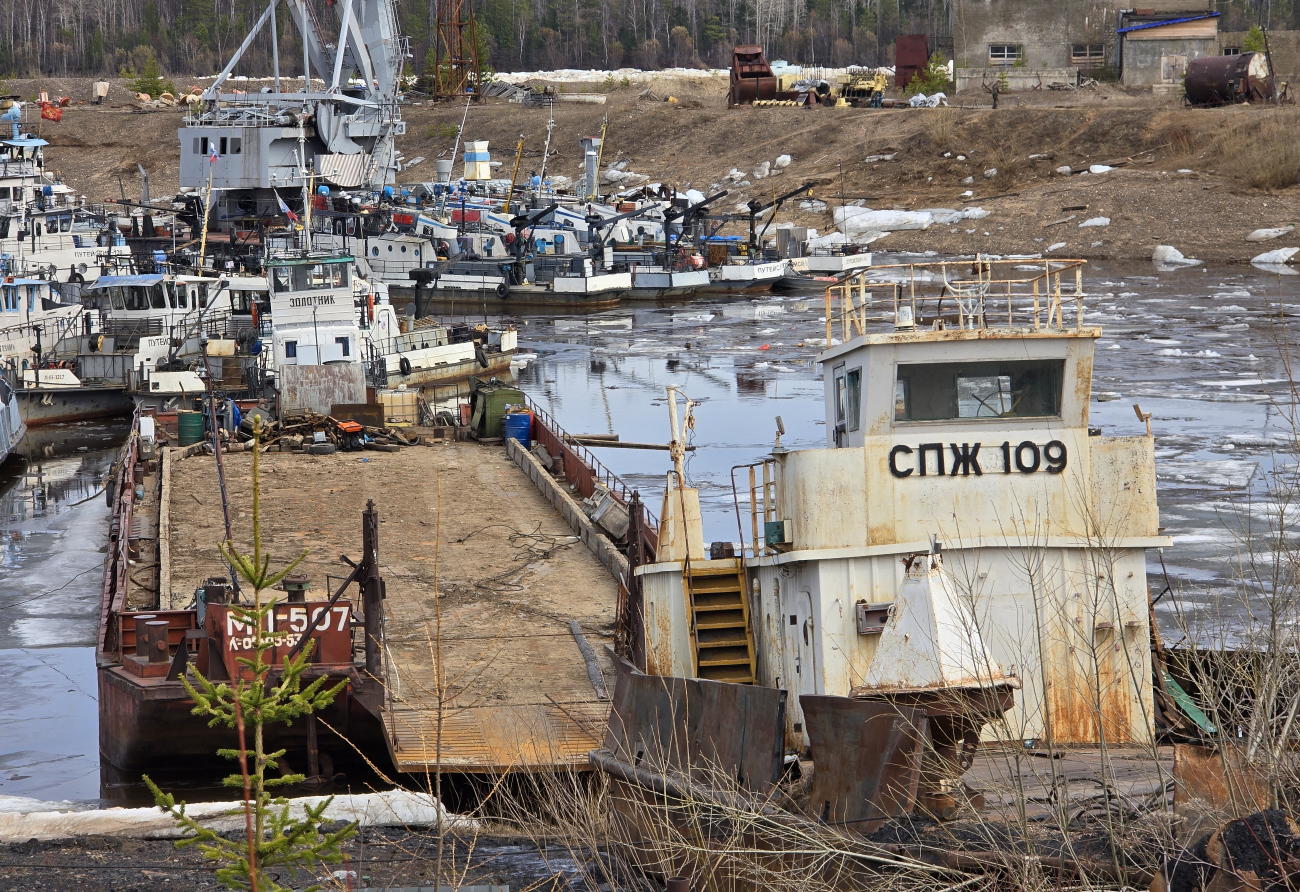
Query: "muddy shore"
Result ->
[[11, 74, 1300, 265]]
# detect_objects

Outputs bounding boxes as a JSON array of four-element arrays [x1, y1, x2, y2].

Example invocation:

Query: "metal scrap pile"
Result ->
[[176, 408, 423, 458]]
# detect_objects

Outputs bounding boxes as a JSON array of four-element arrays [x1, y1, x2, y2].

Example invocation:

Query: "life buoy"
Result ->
[[399, 356, 412, 375], [495, 283, 508, 299]]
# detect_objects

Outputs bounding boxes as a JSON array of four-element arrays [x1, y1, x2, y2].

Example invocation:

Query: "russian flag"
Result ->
[[209, 143, 218, 163], [274, 190, 299, 223]]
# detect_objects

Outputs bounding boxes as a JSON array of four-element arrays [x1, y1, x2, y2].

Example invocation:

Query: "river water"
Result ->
[[2, 257, 1295, 806]]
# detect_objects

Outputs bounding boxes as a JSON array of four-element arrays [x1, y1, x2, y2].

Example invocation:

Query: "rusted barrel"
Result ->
[[1186, 52, 1273, 106]]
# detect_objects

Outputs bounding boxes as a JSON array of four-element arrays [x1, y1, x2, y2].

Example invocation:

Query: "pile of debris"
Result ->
[[174, 408, 426, 458]]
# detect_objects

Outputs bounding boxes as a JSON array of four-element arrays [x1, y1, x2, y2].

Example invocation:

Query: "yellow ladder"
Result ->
[[686, 559, 756, 684]]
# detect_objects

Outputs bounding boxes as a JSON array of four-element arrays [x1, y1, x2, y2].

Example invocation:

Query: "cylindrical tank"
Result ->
[[1185, 52, 1273, 106], [503, 410, 533, 448], [177, 409, 204, 446]]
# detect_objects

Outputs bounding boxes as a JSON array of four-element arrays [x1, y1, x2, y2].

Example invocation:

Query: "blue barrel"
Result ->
[[503, 411, 532, 448], [177, 410, 204, 446]]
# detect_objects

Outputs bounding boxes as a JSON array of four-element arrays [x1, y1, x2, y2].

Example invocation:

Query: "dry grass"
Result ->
[[1216, 112, 1300, 190], [922, 107, 956, 149]]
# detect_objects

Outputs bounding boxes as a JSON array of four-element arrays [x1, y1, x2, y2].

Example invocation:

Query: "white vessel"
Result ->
[[638, 259, 1169, 756], [0, 135, 132, 283]]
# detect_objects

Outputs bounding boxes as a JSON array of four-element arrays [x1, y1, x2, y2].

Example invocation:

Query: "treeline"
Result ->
[[0, 0, 1293, 79]]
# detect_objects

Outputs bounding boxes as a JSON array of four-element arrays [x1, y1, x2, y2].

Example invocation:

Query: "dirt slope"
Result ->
[[17, 75, 1300, 263]]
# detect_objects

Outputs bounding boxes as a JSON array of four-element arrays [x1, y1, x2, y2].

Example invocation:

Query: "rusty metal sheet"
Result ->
[[603, 662, 785, 793], [278, 364, 366, 415], [894, 34, 929, 90], [800, 694, 927, 833], [1174, 743, 1273, 818]]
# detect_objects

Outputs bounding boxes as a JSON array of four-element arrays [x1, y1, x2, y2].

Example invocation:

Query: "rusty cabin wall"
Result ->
[[278, 363, 367, 415], [746, 544, 1155, 750]]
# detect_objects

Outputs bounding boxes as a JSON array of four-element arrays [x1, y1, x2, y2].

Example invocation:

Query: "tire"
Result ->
[[69, 272, 84, 285], [475, 345, 488, 368], [399, 356, 412, 376], [308, 443, 337, 455], [495, 283, 508, 299]]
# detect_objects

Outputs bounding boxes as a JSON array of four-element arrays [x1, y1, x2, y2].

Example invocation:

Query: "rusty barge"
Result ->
[[95, 413, 387, 774], [96, 395, 656, 780]]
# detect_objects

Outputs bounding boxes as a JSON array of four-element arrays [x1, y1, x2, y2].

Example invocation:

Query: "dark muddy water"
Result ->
[[3, 257, 1296, 806]]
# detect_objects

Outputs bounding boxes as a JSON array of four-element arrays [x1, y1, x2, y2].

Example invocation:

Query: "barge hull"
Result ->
[[20, 387, 134, 427]]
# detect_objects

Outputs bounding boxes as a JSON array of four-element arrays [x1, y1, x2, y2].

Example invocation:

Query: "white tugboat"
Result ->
[[0, 134, 132, 283], [631, 259, 1169, 814]]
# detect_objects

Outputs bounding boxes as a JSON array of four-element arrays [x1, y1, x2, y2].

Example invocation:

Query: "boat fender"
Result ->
[[367, 292, 374, 322], [475, 344, 488, 368], [495, 283, 508, 299], [399, 356, 412, 376]]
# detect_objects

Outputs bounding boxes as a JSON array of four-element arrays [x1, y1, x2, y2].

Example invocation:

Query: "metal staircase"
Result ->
[[686, 559, 756, 684]]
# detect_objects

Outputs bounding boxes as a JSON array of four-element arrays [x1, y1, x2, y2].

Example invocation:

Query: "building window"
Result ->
[[989, 44, 1023, 65], [1071, 44, 1105, 65], [894, 359, 1065, 422], [285, 340, 297, 359], [1223, 46, 1241, 55], [336, 336, 350, 357]]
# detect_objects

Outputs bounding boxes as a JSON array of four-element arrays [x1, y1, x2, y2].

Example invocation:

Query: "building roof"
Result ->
[[1118, 12, 1219, 33]]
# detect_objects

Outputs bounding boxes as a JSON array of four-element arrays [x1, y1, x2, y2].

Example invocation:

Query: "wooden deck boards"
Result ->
[[166, 440, 619, 774]]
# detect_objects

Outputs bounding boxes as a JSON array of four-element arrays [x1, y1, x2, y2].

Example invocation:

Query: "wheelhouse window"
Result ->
[[894, 359, 1064, 422], [1071, 44, 1105, 65], [2, 286, 16, 311], [335, 336, 350, 357], [284, 340, 297, 359], [989, 44, 1023, 65], [273, 263, 351, 293]]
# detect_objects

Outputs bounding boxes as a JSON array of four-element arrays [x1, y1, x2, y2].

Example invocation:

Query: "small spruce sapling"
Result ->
[[146, 417, 355, 892]]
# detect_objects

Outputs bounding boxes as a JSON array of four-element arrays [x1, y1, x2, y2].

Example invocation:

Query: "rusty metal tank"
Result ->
[[1185, 51, 1274, 106], [728, 44, 779, 107]]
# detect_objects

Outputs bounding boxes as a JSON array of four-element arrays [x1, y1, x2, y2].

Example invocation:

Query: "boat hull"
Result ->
[[98, 666, 382, 772], [18, 386, 134, 426], [388, 350, 514, 390], [390, 283, 624, 311]]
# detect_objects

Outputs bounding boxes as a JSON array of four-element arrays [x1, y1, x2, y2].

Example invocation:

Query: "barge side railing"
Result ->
[[523, 393, 659, 556]]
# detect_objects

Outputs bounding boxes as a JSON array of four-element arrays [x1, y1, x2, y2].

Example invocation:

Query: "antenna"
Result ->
[[432, 0, 482, 99]]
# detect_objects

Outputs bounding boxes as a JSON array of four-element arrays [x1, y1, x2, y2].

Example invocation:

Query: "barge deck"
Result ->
[[161, 440, 620, 774]]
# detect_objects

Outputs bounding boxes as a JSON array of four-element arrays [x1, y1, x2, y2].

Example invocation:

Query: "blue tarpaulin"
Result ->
[[85, 275, 165, 291]]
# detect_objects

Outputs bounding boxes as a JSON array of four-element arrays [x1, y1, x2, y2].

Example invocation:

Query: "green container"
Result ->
[[471, 383, 525, 438], [177, 410, 205, 446]]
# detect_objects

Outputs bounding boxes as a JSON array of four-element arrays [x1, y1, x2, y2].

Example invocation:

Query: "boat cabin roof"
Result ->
[[87, 274, 221, 290], [266, 252, 354, 267]]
